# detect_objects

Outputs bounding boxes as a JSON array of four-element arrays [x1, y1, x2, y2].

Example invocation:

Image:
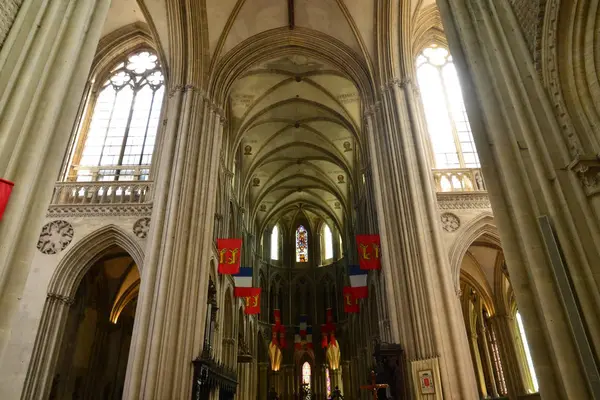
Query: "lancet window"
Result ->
[[323, 224, 333, 260], [302, 361, 311, 387], [67, 50, 165, 181], [296, 225, 308, 262], [516, 311, 539, 392], [416, 45, 479, 169], [271, 225, 279, 260]]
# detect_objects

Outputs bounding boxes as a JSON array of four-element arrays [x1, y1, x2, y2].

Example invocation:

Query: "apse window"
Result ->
[[69, 50, 165, 182], [296, 225, 308, 262], [323, 224, 333, 260], [416, 45, 479, 170], [271, 225, 279, 260]]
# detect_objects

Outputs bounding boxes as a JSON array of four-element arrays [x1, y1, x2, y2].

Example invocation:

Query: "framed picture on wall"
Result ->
[[419, 370, 435, 394]]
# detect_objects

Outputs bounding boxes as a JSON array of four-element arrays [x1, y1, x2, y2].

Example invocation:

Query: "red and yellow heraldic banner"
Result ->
[[242, 288, 261, 315], [356, 234, 381, 270], [217, 238, 242, 274], [0, 179, 15, 221], [342, 287, 359, 313]]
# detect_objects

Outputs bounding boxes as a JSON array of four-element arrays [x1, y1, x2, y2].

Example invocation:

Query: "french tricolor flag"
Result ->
[[294, 327, 302, 350], [233, 267, 254, 297], [299, 315, 308, 336], [349, 265, 368, 298]]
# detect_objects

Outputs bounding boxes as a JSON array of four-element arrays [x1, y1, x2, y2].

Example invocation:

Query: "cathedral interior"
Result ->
[[0, 0, 599, 399]]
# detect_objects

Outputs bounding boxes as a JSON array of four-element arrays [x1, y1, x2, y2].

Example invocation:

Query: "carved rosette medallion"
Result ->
[[441, 213, 460, 232], [37, 220, 74, 254], [133, 217, 151, 239]]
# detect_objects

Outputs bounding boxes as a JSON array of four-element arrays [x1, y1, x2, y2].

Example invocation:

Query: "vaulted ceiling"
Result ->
[[231, 55, 360, 233]]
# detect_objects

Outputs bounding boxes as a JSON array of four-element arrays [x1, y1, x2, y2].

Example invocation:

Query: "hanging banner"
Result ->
[[356, 234, 381, 270], [348, 265, 369, 298], [279, 330, 287, 348], [320, 325, 329, 348], [294, 327, 302, 350], [299, 314, 308, 337], [343, 287, 360, 313], [217, 238, 242, 274], [242, 287, 261, 314], [0, 179, 14, 221], [273, 309, 282, 331], [233, 267, 253, 297]]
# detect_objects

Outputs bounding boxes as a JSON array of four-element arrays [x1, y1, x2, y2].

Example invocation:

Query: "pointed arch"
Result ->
[[48, 224, 144, 299], [448, 212, 500, 289], [22, 224, 144, 399]]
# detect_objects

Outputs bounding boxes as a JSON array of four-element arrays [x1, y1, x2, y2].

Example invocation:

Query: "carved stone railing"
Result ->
[[50, 181, 153, 205], [433, 168, 486, 192], [47, 181, 153, 217]]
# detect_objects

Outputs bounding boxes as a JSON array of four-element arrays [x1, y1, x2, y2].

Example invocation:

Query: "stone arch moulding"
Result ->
[[21, 224, 144, 400], [448, 212, 500, 290]]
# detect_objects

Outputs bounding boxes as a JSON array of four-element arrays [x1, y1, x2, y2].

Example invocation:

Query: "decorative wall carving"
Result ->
[[133, 217, 151, 239], [441, 213, 460, 232], [436, 193, 491, 210], [37, 220, 74, 254], [47, 204, 153, 218], [570, 157, 600, 197]]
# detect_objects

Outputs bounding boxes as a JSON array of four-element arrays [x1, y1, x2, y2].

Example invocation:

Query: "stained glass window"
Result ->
[[296, 225, 308, 262], [271, 225, 279, 260], [302, 362, 311, 387], [73, 50, 165, 181], [323, 224, 333, 260], [325, 367, 331, 398], [416, 45, 480, 169]]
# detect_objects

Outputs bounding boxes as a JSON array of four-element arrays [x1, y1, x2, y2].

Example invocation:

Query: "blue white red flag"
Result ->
[[348, 265, 368, 298], [233, 267, 253, 297]]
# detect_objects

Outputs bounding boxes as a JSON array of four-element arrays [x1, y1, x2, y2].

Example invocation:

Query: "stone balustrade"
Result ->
[[433, 168, 486, 192], [50, 181, 153, 205]]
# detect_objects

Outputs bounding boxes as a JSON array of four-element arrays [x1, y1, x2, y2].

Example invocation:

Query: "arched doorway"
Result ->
[[48, 245, 140, 400]]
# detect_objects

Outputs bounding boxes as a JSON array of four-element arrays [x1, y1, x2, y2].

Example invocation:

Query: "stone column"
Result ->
[[436, 0, 597, 397], [122, 84, 224, 399], [0, 0, 111, 369], [341, 361, 351, 398], [364, 75, 478, 398]]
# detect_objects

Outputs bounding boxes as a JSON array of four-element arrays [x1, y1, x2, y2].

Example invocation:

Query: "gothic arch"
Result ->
[[48, 224, 144, 299], [448, 212, 500, 290], [22, 224, 144, 400]]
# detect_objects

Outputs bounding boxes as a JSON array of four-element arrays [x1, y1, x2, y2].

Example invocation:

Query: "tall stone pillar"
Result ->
[[0, 0, 111, 376], [259, 363, 268, 400], [436, 0, 599, 397], [364, 75, 478, 397], [121, 85, 224, 399]]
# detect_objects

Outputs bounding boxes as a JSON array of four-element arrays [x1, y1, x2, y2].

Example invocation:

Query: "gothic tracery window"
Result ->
[[417, 45, 479, 169], [296, 225, 308, 262], [325, 367, 331, 398], [271, 224, 279, 260], [69, 50, 165, 181]]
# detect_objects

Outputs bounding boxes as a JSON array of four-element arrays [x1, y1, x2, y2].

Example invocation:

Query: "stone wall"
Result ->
[[0, 0, 23, 48], [508, 0, 546, 65]]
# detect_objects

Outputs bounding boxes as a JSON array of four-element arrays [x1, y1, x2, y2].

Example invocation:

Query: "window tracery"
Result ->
[[296, 225, 308, 262], [516, 311, 539, 392], [416, 45, 479, 169], [69, 50, 165, 182], [302, 361, 311, 387]]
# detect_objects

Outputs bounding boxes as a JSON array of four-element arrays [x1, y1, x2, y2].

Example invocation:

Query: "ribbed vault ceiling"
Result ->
[[231, 55, 360, 233]]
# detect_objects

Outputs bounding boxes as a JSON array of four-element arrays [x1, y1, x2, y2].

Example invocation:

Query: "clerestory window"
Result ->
[[416, 45, 480, 169], [67, 50, 165, 182]]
